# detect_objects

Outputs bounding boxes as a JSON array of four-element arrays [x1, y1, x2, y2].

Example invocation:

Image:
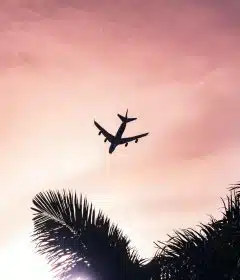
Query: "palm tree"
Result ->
[[149, 184, 240, 280], [31, 190, 150, 280], [31, 185, 240, 280]]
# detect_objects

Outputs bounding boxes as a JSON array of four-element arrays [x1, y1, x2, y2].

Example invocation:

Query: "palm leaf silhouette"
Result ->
[[149, 186, 240, 280], [31, 185, 240, 279], [31, 190, 147, 280]]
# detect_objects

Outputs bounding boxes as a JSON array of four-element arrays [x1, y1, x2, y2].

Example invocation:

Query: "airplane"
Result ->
[[94, 109, 149, 154]]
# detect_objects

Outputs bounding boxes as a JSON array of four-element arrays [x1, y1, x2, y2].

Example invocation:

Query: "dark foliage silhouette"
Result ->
[[31, 184, 240, 280], [31, 190, 149, 280], [149, 184, 240, 280]]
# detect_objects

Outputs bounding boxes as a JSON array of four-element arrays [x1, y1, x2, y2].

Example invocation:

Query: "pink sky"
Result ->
[[0, 1, 240, 278]]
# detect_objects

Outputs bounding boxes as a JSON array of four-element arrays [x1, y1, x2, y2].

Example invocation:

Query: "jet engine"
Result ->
[[104, 138, 107, 142], [135, 139, 138, 143], [125, 142, 128, 147], [98, 131, 102, 135]]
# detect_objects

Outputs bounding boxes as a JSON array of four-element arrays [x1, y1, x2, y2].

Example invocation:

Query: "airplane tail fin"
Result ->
[[118, 109, 137, 123]]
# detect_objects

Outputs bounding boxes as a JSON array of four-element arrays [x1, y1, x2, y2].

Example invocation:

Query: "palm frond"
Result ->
[[148, 185, 240, 280], [31, 189, 144, 280]]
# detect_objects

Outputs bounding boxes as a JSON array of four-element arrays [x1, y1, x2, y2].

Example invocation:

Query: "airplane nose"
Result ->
[[109, 145, 115, 154]]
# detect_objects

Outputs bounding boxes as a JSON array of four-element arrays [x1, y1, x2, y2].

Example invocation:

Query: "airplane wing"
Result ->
[[119, 132, 149, 144], [94, 120, 114, 142]]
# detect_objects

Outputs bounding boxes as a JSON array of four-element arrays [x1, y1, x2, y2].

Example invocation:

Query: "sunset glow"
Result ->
[[0, 231, 53, 279], [1, 1, 240, 279]]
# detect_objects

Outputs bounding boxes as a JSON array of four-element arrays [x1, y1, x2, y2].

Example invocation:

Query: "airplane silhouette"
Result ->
[[94, 109, 149, 154]]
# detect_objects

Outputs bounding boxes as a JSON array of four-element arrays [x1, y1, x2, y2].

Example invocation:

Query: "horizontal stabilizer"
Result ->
[[118, 114, 137, 123], [126, 117, 137, 122]]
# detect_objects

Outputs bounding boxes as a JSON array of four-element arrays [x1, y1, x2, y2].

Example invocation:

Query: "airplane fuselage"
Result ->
[[109, 122, 126, 153]]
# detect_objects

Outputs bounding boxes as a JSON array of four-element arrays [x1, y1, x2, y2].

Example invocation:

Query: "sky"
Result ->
[[0, 0, 240, 278]]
